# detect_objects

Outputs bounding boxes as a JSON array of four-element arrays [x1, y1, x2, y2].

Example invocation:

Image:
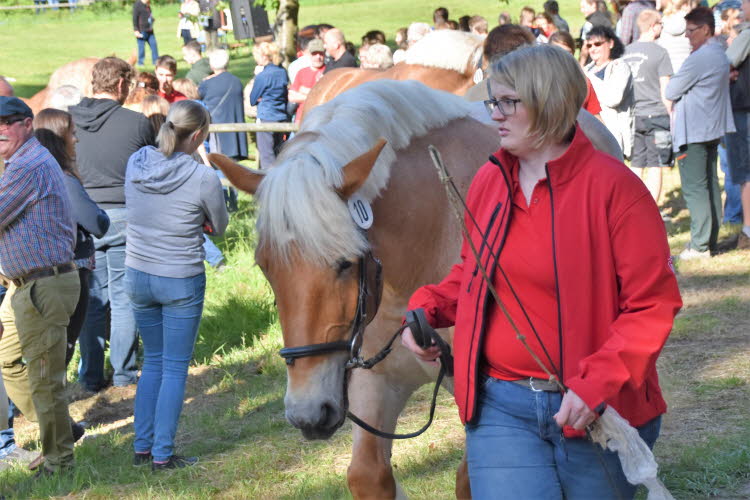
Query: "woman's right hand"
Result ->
[[401, 326, 441, 365]]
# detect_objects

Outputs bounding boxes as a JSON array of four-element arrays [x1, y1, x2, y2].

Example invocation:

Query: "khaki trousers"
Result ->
[[0, 283, 37, 423], [10, 272, 79, 471]]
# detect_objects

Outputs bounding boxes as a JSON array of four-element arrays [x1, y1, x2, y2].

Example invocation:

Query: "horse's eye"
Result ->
[[336, 259, 353, 274]]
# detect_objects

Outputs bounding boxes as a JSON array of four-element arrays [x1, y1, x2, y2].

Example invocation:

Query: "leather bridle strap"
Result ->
[[279, 341, 351, 365]]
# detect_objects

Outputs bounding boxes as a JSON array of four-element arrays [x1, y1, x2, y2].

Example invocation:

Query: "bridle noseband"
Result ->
[[278, 250, 383, 367]]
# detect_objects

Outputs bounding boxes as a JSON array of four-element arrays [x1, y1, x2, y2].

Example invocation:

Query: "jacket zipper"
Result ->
[[467, 201, 503, 294], [545, 164, 565, 384], [465, 156, 512, 422]]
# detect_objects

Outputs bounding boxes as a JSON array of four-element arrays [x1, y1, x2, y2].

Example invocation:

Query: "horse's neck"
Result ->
[[369, 117, 501, 300], [388, 65, 474, 94]]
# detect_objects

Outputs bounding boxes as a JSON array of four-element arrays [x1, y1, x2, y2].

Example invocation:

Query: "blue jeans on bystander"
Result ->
[[136, 31, 159, 66], [465, 377, 661, 500], [126, 268, 205, 462], [78, 208, 139, 390], [719, 141, 743, 224]]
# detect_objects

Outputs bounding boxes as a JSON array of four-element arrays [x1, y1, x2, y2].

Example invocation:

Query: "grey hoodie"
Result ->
[[125, 146, 228, 278]]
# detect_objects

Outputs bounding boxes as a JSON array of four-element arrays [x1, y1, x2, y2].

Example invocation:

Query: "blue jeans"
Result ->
[[202, 235, 224, 267], [78, 208, 139, 389], [136, 32, 159, 66], [719, 141, 743, 224], [465, 378, 661, 499], [0, 400, 15, 458], [126, 268, 205, 461]]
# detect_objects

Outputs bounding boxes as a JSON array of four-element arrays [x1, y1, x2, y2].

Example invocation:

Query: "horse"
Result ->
[[209, 80, 501, 499], [24, 57, 99, 113], [301, 30, 484, 120]]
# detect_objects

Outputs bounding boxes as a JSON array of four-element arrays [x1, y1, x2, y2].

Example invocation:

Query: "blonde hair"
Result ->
[[252, 41, 283, 66], [637, 9, 661, 34], [172, 78, 200, 99], [156, 100, 211, 157], [141, 94, 170, 117], [661, 0, 689, 17], [490, 44, 586, 149]]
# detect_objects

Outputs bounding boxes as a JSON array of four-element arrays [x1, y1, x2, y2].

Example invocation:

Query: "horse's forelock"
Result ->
[[256, 80, 474, 266]]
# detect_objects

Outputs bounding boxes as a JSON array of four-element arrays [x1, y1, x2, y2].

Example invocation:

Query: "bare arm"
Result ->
[[659, 75, 672, 114]]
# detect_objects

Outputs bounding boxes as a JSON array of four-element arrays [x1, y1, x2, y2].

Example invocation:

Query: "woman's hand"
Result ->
[[401, 326, 441, 365], [553, 390, 597, 430]]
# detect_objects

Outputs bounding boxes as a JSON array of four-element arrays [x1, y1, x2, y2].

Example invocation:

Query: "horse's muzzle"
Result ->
[[286, 399, 346, 440]]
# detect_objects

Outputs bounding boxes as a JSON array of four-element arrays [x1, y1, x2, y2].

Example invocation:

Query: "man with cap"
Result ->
[[288, 38, 327, 123], [0, 96, 80, 476]]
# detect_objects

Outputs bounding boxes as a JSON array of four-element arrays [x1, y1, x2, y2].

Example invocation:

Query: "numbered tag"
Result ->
[[473, 68, 484, 85], [348, 195, 374, 230]]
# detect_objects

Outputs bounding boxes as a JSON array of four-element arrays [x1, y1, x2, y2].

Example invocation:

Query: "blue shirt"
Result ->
[[0, 136, 75, 278], [250, 64, 289, 122]]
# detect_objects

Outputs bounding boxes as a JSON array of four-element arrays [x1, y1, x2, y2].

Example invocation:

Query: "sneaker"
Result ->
[[678, 247, 711, 261], [152, 455, 198, 471], [133, 452, 152, 466], [737, 231, 750, 250]]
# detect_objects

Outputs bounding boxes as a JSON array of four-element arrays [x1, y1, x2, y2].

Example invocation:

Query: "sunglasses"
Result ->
[[586, 40, 607, 48], [0, 116, 26, 128]]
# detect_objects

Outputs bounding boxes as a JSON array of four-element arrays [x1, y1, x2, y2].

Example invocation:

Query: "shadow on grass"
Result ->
[[2, 353, 286, 499], [13, 84, 46, 99]]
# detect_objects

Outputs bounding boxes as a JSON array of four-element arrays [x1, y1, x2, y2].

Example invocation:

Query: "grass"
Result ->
[[1, 1, 750, 498]]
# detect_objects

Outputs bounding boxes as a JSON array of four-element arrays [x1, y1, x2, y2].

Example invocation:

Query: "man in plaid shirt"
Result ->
[[0, 96, 80, 476]]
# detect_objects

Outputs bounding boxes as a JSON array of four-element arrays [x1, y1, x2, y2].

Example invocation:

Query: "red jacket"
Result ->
[[407, 126, 682, 426]]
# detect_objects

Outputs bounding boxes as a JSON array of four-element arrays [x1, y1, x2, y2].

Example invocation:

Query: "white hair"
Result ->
[[405, 30, 484, 74], [256, 80, 474, 265], [366, 44, 393, 69], [208, 49, 230, 71], [407, 22, 431, 44], [48, 85, 82, 111]]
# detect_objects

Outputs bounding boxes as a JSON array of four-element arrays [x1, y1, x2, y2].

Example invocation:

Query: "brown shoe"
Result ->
[[738, 231, 750, 250], [27, 453, 44, 471]]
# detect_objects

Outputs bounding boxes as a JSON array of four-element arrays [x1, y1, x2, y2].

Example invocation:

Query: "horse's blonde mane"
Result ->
[[256, 80, 474, 265], [405, 30, 483, 74]]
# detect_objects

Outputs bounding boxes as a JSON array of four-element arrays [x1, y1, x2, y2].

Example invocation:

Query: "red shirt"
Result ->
[[584, 77, 602, 115], [158, 89, 187, 104], [291, 66, 325, 123], [484, 162, 559, 382]]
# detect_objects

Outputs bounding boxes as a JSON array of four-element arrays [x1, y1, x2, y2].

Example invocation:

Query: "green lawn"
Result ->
[[1, 1, 749, 498]]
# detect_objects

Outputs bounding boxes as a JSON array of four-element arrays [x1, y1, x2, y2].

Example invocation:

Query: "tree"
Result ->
[[274, 0, 298, 66]]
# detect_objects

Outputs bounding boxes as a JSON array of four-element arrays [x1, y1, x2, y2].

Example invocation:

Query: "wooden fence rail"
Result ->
[[209, 122, 299, 133]]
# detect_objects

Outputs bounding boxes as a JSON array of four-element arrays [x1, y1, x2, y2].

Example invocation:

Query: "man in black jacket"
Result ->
[[133, 0, 158, 66], [69, 57, 155, 393]]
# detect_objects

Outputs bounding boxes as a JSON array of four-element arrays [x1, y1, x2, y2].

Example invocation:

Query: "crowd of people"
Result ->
[[0, 0, 747, 488]]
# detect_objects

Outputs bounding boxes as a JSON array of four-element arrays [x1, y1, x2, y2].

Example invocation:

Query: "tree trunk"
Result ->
[[274, 0, 299, 67]]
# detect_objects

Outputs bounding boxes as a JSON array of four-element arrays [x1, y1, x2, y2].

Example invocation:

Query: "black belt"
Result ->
[[12, 262, 77, 287], [511, 377, 561, 392]]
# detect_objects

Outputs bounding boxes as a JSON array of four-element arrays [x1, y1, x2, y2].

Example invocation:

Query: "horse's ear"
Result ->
[[338, 138, 387, 199], [208, 153, 265, 195]]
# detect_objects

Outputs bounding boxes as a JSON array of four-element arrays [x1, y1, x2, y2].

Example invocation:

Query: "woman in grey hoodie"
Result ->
[[125, 100, 228, 470]]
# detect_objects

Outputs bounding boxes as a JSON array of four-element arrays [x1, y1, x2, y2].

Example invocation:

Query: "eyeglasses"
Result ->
[[0, 116, 26, 128], [483, 96, 522, 116], [586, 40, 606, 48], [685, 25, 705, 35]]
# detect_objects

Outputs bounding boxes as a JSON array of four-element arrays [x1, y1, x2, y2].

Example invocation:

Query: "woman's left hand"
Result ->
[[553, 390, 597, 430]]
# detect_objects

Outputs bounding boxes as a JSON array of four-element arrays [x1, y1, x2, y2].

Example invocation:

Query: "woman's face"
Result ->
[[587, 36, 613, 64], [488, 81, 535, 156], [65, 123, 77, 161]]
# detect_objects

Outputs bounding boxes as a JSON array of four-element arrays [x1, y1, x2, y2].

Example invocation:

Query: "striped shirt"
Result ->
[[0, 136, 75, 279]]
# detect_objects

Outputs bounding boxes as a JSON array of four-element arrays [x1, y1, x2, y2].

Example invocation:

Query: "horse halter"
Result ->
[[278, 250, 383, 366]]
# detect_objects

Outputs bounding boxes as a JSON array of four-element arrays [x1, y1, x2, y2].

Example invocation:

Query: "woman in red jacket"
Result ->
[[401, 44, 681, 499]]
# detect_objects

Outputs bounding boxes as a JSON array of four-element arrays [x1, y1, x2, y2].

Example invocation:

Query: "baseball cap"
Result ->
[[0, 96, 33, 118], [308, 38, 325, 54]]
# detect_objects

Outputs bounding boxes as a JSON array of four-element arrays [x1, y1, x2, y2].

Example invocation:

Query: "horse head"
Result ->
[[209, 139, 387, 440]]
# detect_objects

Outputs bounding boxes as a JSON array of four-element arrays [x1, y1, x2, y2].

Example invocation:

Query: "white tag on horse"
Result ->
[[473, 68, 484, 84], [348, 195, 374, 230]]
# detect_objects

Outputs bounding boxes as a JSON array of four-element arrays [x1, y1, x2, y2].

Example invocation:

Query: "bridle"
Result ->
[[278, 250, 384, 368], [277, 245, 449, 440]]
